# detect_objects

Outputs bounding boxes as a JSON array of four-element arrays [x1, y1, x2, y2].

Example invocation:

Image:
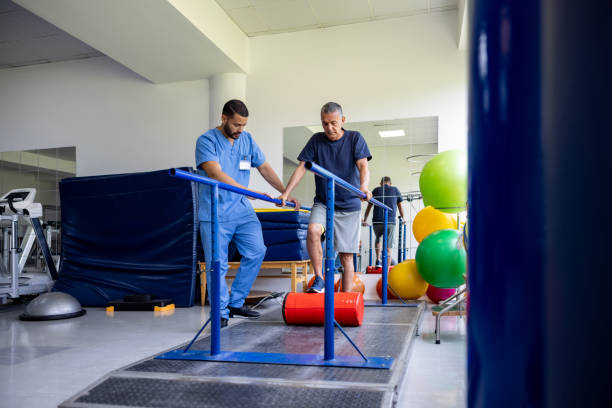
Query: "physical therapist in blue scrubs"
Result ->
[[197, 99, 299, 327]]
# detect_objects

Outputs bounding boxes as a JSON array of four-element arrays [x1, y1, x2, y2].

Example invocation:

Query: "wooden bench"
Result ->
[[198, 260, 312, 306]]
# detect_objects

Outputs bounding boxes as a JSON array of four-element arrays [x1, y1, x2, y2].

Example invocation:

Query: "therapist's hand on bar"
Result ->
[[276, 192, 301, 210]]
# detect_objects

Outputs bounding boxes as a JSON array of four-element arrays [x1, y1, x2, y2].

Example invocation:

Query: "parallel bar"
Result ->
[[304, 162, 392, 212], [169, 169, 311, 211], [324, 178, 335, 361]]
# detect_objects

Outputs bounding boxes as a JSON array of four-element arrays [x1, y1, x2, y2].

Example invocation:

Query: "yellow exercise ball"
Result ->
[[412, 206, 458, 243], [387, 259, 429, 300]]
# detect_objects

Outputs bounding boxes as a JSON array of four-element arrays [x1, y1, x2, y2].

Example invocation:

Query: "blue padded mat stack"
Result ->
[[255, 210, 310, 261], [53, 168, 198, 307]]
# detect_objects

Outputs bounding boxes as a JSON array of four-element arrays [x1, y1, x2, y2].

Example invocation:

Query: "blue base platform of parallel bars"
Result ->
[[155, 349, 393, 369]]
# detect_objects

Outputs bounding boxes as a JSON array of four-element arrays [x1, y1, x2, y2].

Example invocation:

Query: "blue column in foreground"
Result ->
[[542, 2, 612, 406], [468, 1, 543, 406], [323, 178, 335, 361]]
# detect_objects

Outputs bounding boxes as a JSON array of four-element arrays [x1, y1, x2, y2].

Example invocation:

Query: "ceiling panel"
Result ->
[[216, 0, 251, 9], [216, 0, 458, 37], [26, 34, 98, 60], [309, 0, 372, 25], [0, 40, 34, 65], [370, 0, 429, 16], [255, 0, 318, 31], [0, 0, 103, 69], [227, 6, 269, 33], [0, 8, 60, 42], [0, 0, 18, 12]]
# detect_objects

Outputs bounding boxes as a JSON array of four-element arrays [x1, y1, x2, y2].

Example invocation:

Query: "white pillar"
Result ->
[[209, 73, 247, 129]]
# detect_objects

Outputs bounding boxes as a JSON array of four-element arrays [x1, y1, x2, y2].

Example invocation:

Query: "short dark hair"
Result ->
[[222, 99, 249, 118], [381, 176, 391, 184], [321, 102, 343, 117]]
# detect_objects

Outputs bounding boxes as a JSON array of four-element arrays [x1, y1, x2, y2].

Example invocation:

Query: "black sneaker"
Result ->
[[221, 317, 229, 328], [307, 276, 325, 293], [228, 305, 260, 319]]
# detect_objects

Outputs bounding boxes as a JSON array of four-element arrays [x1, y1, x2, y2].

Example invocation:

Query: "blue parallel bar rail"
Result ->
[[165, 167, 392, 369], [304, 162, 392, 212], [169, 168, 312, 211]]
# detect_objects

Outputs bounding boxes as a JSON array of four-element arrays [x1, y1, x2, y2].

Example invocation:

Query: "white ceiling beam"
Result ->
[[13, 0, 249, 83]]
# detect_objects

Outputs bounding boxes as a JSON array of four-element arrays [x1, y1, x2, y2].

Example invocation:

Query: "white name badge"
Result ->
[[239, 160, 251, 170]]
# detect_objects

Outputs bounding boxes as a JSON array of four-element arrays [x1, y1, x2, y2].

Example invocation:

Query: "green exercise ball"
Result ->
[[419, 150, 467, 213], [415, 229, 466, 288]]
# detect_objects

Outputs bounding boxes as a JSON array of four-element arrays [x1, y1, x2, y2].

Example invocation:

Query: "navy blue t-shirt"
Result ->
[[298, 130, 371, 211], [372, 185, 402, 224]]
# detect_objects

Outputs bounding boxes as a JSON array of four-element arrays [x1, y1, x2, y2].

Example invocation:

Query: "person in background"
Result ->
[[362, 176, 405, 266]]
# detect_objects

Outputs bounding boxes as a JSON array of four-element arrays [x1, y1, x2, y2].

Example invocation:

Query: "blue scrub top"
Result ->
[[196, 128, 265, 222]]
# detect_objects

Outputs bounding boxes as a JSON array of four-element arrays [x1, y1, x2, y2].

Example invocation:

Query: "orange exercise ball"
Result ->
[[334, 274, 365, 293], [412, 206, 458, 243], [376, 277, 399, 299]]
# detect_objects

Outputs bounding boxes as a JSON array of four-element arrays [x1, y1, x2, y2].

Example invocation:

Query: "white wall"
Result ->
[[0, 56, 209, 176], [246, 11, 467, 195]]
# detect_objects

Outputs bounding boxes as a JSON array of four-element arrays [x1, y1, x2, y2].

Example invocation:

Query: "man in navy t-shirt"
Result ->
[[362, 176, 405, 266], [279, 102, 372, 293]]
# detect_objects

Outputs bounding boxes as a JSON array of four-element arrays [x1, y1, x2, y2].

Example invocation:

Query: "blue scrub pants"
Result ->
[[200, 213, 266, 319]]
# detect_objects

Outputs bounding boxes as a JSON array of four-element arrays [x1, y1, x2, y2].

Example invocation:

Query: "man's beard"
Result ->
[[224, 123, 241, 139]]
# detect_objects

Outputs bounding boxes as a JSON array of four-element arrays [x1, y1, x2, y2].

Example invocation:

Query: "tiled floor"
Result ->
[[0, 299, 465, 407]]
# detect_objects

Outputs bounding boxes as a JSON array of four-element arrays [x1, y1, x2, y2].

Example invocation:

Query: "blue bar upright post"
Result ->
[[210, 184, 221, 356], [402, 222, 407, 262], [397, 217, 402, 262], [368, 225, 373, 266], [324, 178, 335, 361], [381, 209, 388, 304]]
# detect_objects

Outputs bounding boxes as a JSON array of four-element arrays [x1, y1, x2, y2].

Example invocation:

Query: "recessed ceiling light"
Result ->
[[379, 129, 405, 138]]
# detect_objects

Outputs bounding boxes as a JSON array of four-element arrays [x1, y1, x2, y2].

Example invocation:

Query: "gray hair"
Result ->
[[321, 102, 343, 117]]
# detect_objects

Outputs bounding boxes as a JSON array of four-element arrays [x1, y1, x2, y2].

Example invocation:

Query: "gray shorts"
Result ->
[[309, 202, 360, 253], [373, 223, 396, 248]]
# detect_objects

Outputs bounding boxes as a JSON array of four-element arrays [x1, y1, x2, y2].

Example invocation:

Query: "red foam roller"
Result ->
[[282, 292, 364, 326]]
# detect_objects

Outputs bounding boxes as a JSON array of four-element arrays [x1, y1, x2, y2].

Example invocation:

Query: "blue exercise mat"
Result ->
[[53, 168, 198, 307]]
